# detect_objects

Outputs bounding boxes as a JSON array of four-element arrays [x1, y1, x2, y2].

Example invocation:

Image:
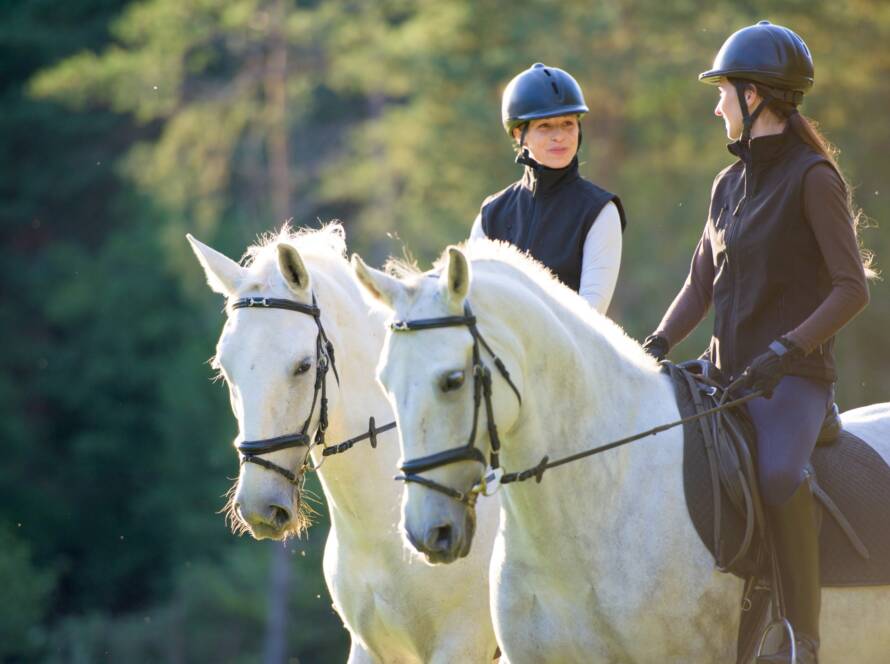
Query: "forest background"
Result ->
[[2, 1, 888, 662]]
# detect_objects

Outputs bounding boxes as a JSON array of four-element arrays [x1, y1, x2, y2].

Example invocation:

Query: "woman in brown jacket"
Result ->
[[642, 21, 870, 664]]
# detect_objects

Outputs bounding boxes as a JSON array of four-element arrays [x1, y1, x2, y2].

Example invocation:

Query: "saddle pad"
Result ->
[[677, 364, 890, 586], [812, 430, 890, 586], [676, 371, 754, 577]]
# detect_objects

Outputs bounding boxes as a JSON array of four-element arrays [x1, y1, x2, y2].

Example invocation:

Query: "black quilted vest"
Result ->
[[480, 157, 626, 292], [707, 127, 836, 381]]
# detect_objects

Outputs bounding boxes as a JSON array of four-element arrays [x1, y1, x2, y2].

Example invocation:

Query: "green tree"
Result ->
[[0, 522, 56, 660]]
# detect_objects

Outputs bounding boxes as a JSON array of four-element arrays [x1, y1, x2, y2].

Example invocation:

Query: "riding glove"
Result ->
[[736, 337, 805, 398], [642, 333, 670, 362]]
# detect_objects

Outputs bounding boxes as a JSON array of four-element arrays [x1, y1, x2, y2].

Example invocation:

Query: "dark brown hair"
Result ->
[[748, 81, 877, 277]]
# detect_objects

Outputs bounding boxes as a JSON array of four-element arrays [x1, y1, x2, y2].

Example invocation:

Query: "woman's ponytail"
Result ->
[[755, 83, 877, 278]]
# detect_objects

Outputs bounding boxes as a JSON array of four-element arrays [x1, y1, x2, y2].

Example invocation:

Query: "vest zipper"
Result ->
[[522, 171, 539, 249], [722, 202, 742, 373]]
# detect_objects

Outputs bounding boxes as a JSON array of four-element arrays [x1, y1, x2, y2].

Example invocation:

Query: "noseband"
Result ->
[[232, 295, 339, 484], [391, 301, 521, 505]]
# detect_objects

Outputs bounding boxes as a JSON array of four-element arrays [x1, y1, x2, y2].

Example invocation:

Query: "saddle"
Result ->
[[663, 361, 890, 663]]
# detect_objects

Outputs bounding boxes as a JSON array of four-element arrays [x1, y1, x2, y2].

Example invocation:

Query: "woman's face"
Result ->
[[715, 79, 761, 141], [513, 115, 579, 168]]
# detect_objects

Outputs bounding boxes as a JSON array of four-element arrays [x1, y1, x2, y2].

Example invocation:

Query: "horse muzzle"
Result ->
[[235, 487, 296, 540], [406, 509, 476, 564]]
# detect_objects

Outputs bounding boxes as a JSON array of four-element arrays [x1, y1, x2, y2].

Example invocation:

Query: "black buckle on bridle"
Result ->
[[389, 301, 521, 504], [231, 292, 337, 484]]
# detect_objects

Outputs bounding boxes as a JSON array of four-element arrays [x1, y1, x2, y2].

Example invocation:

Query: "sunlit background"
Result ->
[[3, 1, 888, 661]]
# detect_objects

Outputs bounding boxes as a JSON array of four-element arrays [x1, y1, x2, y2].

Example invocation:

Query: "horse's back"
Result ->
[[841, 402, 890, 463]]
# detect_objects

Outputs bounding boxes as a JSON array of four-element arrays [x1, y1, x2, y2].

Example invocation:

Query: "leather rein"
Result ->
[[389, 299, 764, 503], [231, 295, 395, 485]]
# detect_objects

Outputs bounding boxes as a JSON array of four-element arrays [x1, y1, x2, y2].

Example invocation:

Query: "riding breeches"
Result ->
[[746, 375, 834, 506]]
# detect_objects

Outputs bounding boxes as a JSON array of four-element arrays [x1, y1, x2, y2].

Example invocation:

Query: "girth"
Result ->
[[391, 301, 521, 505]]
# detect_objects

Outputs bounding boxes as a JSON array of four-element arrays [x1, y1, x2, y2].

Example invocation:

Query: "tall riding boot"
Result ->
[[758, 478, 821, 664]]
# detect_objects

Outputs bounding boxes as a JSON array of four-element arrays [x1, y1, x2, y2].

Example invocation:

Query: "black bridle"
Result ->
[[230, 294, 397, 484], [391, 301, 522, 505], [231, 295, 338, 484]]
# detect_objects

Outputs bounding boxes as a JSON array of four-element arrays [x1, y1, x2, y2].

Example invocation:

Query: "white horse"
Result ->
[[353, 239, 890, 664], [188, 225, 499, 664]]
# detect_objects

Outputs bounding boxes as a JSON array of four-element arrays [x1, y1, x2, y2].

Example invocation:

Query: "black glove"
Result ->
[[735, 337, 805, 398], [642, 333, 670, 362]]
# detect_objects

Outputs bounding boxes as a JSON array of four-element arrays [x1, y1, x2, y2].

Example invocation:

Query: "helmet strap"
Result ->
[[733, 80, 771, 143], [515, 123, 538, 168]]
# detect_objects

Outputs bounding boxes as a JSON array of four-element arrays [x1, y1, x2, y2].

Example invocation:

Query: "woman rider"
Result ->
[[470, 63, 627, 314], [643, 22, 870, 664]]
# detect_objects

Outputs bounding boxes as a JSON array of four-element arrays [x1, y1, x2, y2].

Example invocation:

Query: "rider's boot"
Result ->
[[757, 478, 821, 664]]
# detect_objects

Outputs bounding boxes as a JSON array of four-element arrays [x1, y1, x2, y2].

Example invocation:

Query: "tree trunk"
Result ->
[[266, 0, 291, 223], [262, 540, 292, 664]]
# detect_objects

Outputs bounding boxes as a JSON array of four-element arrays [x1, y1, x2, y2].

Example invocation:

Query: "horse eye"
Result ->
[[293, 358, 313, 376], [440, 370, 465, 392]]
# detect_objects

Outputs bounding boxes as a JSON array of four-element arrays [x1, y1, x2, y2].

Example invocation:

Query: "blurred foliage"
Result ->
[[3, 0, 889, 661], [43, 534, 345, 664], [0, 522, 56, 660]]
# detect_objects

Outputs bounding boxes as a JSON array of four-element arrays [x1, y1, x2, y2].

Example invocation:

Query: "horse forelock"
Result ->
[[236, 221, 351, 295]]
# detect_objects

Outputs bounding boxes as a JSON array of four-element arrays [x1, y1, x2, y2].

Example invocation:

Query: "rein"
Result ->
[[494, 379, 763, 488], [230, 294, 395, 484]]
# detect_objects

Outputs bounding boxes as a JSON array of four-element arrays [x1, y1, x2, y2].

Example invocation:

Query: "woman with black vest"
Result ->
[[469, 63, 627, 314], [643, 22, 870, 664]]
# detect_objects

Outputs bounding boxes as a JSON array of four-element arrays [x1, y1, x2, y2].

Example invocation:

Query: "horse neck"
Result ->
[[473, 267, 679, 537], [305, 259, 402, 534]]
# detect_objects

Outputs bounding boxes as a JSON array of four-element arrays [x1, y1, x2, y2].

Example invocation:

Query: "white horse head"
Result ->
[[189, 225, 349, 540], [354, 245, 523, 563]]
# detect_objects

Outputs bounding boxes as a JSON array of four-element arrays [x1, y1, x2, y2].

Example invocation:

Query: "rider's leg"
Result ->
[[748, 375, 832, 664]]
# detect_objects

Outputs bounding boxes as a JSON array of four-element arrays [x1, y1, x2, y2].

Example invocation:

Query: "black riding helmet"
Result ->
[[502, 63, 588, 134], [502, 63, 588, 165], [699, 21, 814, 142]]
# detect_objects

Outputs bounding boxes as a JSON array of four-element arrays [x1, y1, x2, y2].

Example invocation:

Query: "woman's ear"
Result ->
[[744, 84, 760, 109]]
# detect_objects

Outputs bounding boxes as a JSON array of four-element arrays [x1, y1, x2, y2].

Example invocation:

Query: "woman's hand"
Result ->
[[735, 337, 805, 398], [642, 334, 670, 362]]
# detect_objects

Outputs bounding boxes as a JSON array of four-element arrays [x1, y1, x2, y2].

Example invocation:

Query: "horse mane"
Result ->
[[389, 238, 655, 372], [238, 221, 349, 292]]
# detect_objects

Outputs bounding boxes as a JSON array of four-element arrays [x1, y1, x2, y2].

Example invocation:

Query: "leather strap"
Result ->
[[232, 296, 320, 317], [238, 432, 311, 455], [400, 445, 487, 475], [390, 300, 523, 502]]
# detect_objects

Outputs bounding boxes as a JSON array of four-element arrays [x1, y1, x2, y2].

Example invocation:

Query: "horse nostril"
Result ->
[[270, 504, 291, 528], [432, 524, 452, 550]]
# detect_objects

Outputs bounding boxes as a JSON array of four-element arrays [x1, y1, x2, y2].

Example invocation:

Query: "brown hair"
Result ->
[[749, 82, 877, 278]]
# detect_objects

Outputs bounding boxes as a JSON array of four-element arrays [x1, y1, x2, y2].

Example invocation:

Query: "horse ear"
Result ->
[[440, 246, 471, 307], [351, 253, 402, 310], [186, 234, 245, 296], [278, 244, 311, 295]]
